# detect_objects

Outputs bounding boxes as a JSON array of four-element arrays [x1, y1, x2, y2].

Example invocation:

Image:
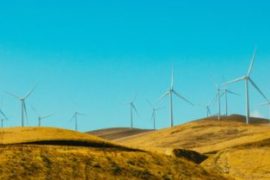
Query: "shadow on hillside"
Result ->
[[5, 140, 143, 152], [172, 149, 208, 164]]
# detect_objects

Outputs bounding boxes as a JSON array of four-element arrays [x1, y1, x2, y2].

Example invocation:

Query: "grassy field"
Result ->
[[3, 115, 270, 179], [0, 127, 224, 179], [116, 115, 270, 153], [202, 146, 270, 179], [115, 115, 270, 179]]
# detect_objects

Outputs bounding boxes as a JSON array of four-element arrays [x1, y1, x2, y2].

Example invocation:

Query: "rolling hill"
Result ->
[[87, 127, 153, 140], [0, 127, 223, 179], [116, 114, 270, 179], [116, 115, 270, 153]]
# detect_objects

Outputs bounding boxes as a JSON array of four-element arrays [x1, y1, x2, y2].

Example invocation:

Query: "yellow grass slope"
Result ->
[[116, 115, 270, 154], [0, 127, 224, 179], [117, 115, 270, 179], [202, 146, 270, 180], [88, 127, 153, 140], [0, 127, 127, 149]]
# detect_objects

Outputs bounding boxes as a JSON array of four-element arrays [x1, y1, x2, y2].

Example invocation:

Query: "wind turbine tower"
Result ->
[[6, 86, 36, 127], [147, 100, 162, 130], [128, 97, 139, 128], [159, 68, 193, 127], [71, 112, 85, 131], [224, 49, 269, 124]]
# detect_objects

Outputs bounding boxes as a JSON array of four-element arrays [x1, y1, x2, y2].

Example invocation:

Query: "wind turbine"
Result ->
[[198, 104, 211, 117], [206, 105, 211, 117], [70, 112, 85, 131], [222, 89, 239, 116], [223, 49, 269, 124], [159, 68, 193, 127], [0, 109, 8, 128], [198, 94, 218, 118], [0, 98, 8, 128], [213, 86, 223, 120], [128, 97, 139, 129], [31, 106, 53, 127], [146, 100, 162, 130], [38, 114, 53, 127], [6, 86, 36, 127]]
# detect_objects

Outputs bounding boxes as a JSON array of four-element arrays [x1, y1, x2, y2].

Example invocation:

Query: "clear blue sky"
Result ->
[[1, 0, 270, 131]]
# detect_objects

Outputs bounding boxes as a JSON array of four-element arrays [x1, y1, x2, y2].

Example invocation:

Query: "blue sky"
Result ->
[[1, 0, 270, 131]]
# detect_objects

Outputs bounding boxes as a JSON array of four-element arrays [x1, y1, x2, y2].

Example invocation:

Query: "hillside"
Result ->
[[202, 145, 270, 179], [87, 127, 153, 140], [0, 127, 223, 179], [116, 115, 270, 153], [116, 115, 270, 179], [0, 127, 129, 149]]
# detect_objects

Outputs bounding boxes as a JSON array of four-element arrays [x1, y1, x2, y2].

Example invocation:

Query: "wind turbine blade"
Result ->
[[172, 90, 193, 105], [41, 114, 53, 120], [249, 78, 269, 102], [171, 67, 174, 89], [5, 91, 20, 99], [31, 105, 39, 116], [209, 94, 218, 106], [158, 91, 169, 104], [131, 104, 139, 116], [69, 113, 75, 122], [77, 112, 86, 116], [24, 85, 37, 99], [0, 109, 8, 120], [219, 91, 225, 98], [223, 76, 246, 86], [132, 94, 137, 102], [247, 48, 257, 76], [226, 90, 240, 96]]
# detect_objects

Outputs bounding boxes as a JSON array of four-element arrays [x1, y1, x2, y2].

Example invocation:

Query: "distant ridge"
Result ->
[[116, 114, 270, 154], [87, 127, 154, 140], [207, 114, 270, 124]]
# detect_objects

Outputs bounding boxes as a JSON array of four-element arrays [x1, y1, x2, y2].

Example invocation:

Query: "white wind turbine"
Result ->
[[70, 112, 85, 131], [0, 109, 8, 128], [128, 96, 139, 129], [205, 105, 211, 117], [198, 93, 219, 118], [213, 86, 223, 120], [37, 114, 53, 127], [146, 100, 163, 130], [223, 49, 269, 124], [159, 68, 193, 127], [6, 86, 36, 127], [32, 106, 53, 127], [222, 89, 239, 116]]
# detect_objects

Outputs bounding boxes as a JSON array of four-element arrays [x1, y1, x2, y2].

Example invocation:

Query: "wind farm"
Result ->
[[1, 1, 270, 179], [1, 55, 270, 179]]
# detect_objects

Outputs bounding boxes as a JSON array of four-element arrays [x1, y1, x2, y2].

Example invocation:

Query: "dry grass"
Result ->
[[0, 127, 224, 179], [87, 127, 153, 140], [0, 127, 109, 145], [116, 115, 270, 179], [116, 115, 270, 154], [202, 147, 270, 179]]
